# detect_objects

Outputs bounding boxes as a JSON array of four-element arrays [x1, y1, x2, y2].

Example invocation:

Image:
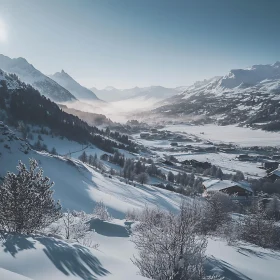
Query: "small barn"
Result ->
[[203, 179, 253, 198]]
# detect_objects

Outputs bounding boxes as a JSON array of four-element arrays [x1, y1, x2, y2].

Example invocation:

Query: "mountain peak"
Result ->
[[50, 70, 99, 101], [0, 54, 76, 102]]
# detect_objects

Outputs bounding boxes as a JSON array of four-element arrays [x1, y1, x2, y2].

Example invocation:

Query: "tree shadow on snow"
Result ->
[[1, 234, 109, 280], [90, 218, 130, 237], [236, 246, 280, 260], [37, 237, 110, 280], [1, 234, 36, 257], [204, 256, 252, 280]]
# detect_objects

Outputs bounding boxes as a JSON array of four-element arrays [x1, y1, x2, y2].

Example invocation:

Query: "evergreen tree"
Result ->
[[79, 151, 88, 163], [50, 147, 58, 155], [0, 159, 61, 233], [88, 154, 94, 166], [137, 172, 149, 185], [167, 171, 175, 183]]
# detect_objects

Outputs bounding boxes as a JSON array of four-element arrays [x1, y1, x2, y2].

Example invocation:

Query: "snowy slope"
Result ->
[[50, 70, 100, 101], [153, 62, 280, 128], [0, 69, 26, 90], [206, 238, 280, 280], [0, 268, 33, 280], [0, 54, 76, 102], [0, 123, 183, 217], [0, 223, 147, 280], [1, 123, 280, 280]]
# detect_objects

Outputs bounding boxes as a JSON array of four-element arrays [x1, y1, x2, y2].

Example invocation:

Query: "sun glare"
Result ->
[[0, 20, 7, 42]]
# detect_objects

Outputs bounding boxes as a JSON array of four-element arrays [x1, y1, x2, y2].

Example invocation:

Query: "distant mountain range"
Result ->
[[150, 62, 280, 130], [2, 53, 280, 131], [0, 54, 76, 102], [0, 54, 186, 104], [50, 70, 99, 101], [90, 86, 186, 102]]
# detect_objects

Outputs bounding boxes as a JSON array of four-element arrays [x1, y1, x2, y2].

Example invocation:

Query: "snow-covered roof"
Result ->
[[203, 179, 253, 193], [271, 168, 280, 177]]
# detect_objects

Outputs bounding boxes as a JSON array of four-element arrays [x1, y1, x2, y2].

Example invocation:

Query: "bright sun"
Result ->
[[0, 20, 7, 42]]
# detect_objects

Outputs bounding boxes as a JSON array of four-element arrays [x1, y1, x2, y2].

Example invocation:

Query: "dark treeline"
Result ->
[[0, 74, 137, 153]]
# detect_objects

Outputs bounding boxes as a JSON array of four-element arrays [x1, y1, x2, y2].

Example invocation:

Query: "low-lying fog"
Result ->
[[62, 96, 160, 123]]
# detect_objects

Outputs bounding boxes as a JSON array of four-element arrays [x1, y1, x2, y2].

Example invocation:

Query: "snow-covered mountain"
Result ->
[[91, 86, 184, 102], [152, 62, 280, 130], [0, 69, 26, 91], [0, 54, 76, 102], [50, 70, 99, 101]]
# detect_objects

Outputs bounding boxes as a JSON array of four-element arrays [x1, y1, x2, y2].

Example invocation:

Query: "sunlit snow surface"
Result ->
[[160, 124, 280, 147]]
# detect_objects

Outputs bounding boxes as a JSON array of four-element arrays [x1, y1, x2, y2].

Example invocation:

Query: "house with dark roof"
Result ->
[[203, 179, 253, 198]]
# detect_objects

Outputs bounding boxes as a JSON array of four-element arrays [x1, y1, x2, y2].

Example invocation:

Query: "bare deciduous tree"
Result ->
[[132, 200, 207, 280], [62, 210, 90, 241], [93, 201, 111, 221]]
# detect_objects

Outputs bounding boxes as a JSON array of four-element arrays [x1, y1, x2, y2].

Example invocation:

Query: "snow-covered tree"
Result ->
[[137, 172, 149, 185], [125, 208, 139, 221], [0, 159, 61, 234], [79, 151, 88, 163], [132, 201, 207, 280], [239, 201, 279, 248], [93, 201, 111, 221], [123, 158, 135, 181], [18, 121, 28, 139], [200, 191, 234, 233], [50, 147, 57, 155], [168, 171, 175, 183], [231, 171, 245, 181], [266, 196, 280, 220], [62, 210, 90, 241]]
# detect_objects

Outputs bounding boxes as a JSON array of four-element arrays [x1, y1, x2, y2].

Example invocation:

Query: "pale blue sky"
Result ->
[[0, 0, 279, 89]]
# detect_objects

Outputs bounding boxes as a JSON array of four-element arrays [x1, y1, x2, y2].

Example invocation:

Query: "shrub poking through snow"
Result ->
[[132, 200, 207, 280], [125, 208, 139, 221], [200, 191, 234, 234], [0, 158, 61, 234], [238, 201, 280, 249], [93, 201, 111, 221], [62, 210, 90, 241]]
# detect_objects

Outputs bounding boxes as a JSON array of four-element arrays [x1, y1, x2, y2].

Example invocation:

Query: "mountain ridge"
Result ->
[[50, 70, 100, 101], [146, 61, 280, 131], [0, 54, 76, 102]]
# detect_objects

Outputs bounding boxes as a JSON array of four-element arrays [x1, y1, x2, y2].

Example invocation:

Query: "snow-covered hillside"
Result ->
[[50, 70, 100, 101], [1, 123, 280, 280], [0, 221, 148, 280], [152, 62, 280, 130], [0, 69, 25, 90], [0, 55, 76, 102], [0, 123, 182, 217]]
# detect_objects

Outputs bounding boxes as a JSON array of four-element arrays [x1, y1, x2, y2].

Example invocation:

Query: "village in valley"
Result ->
[[107, 121, 280, 202]]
